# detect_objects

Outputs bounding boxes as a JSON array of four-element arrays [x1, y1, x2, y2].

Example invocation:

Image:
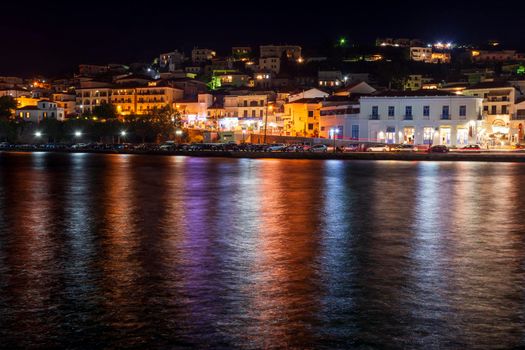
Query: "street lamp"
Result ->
[[75, 131, 82, 138], [334, 128, 339, 153], [175, 129, 183, 143], [263, 104, 273, 144], [34, 131, 42, 138], [118, 130, 126, 144]]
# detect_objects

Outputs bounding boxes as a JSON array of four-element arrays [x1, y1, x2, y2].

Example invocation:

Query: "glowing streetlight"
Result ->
[[75, 131, 82, 138], [330, 128, 339, 153], [120, 131, 127, 137], [34, 131, 42, 138]]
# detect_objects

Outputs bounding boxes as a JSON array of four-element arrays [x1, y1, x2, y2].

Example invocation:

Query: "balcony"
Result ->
[[369, 114, 380, 120], [403, 115, 413, 120], [511, 114, 525, 120], [440, 114, 450, 120]]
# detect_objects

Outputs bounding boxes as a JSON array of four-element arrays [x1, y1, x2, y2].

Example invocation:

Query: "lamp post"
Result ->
[[263, 104, 273, 144], [118, 130, 126, 144], [175, 129, 183, 144], [75, 131, 82, 138], [242, 129, 246, 143], [331, 128, 339, 153]]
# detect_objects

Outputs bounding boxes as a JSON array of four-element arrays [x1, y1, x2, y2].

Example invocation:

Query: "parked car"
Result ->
[[309, 144, 328, 153], [513, 143, 525, 150], [459, 144, 481, 151], [366, 144, 390, 152], [284, 144, 304, 152], [428, 145, 449, 153], [341, 144, 360, 152], [266, 144, 286, 152], [393, 144, 417, 152]]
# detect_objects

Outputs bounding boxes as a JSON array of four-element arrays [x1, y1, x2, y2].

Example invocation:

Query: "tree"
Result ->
[[0, 96, 17, 120], [148, 105, 181, 141], [92, 102, 117, 119]]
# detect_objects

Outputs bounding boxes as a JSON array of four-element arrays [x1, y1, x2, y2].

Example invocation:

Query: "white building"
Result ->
[[319, 98, 363, 140], [15, 100, 65, 123], [258, 57, 281, 74], [360, 91, 483, 146]]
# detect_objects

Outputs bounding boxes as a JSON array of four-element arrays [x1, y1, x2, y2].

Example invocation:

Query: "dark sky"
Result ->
[[2, 0, 524, 77]]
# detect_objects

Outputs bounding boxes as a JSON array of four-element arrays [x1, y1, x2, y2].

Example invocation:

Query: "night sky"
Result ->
[[2, 0, 524, 76]]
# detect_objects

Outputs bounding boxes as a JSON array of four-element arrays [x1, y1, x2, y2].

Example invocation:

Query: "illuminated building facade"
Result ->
[[361, 92, 483, 146], [15, 100, 65, 123]]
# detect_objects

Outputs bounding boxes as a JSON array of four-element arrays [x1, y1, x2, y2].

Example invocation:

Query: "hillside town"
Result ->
[[1, 38, 525, 148]]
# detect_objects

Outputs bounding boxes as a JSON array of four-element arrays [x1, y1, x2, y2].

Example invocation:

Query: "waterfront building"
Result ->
[[360, 91, 483, 146], [462, 82, 517, 144], [319, 97, 362, 139], [15, 99, 65, 123], [282, 98, 322, 137], [175, 93, 214, 129], [219, 94, 271, 132], [319, 96, 362, 141]]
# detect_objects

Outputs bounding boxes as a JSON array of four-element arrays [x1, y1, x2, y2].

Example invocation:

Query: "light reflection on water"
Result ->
[[1, 153, 525, 349]]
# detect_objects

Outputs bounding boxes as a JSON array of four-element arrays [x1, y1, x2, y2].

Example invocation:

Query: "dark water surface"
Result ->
[[1, 152, 525, 349]]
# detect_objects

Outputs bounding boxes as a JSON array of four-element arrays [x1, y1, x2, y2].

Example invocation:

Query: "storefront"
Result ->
[[403, 127, 415, 144], [440, 127, 451, 145]]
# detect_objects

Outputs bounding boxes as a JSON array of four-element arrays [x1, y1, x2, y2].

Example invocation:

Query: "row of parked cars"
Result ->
[[0, 141, 484, 154]]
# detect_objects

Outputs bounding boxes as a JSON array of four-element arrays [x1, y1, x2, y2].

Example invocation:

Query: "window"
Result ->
[[405, 106, 412, 116], [251, 110, 256, 118], [388, 106, 395, 117], [491, 105, 497, 114], [502, 105, 508, 114], [308, 110, 314, 118], [372, 106, 379, 116], [243, 110, 248, 118], [423, 105, 430, 117], [459, 105, 466, 117], [351, 125, 359, 140], [442, 105, 449, 118], [308, 123, 314, 130]]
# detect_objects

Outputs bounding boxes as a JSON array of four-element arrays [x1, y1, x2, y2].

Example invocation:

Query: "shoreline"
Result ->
[[3, 148, 525, 162]]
